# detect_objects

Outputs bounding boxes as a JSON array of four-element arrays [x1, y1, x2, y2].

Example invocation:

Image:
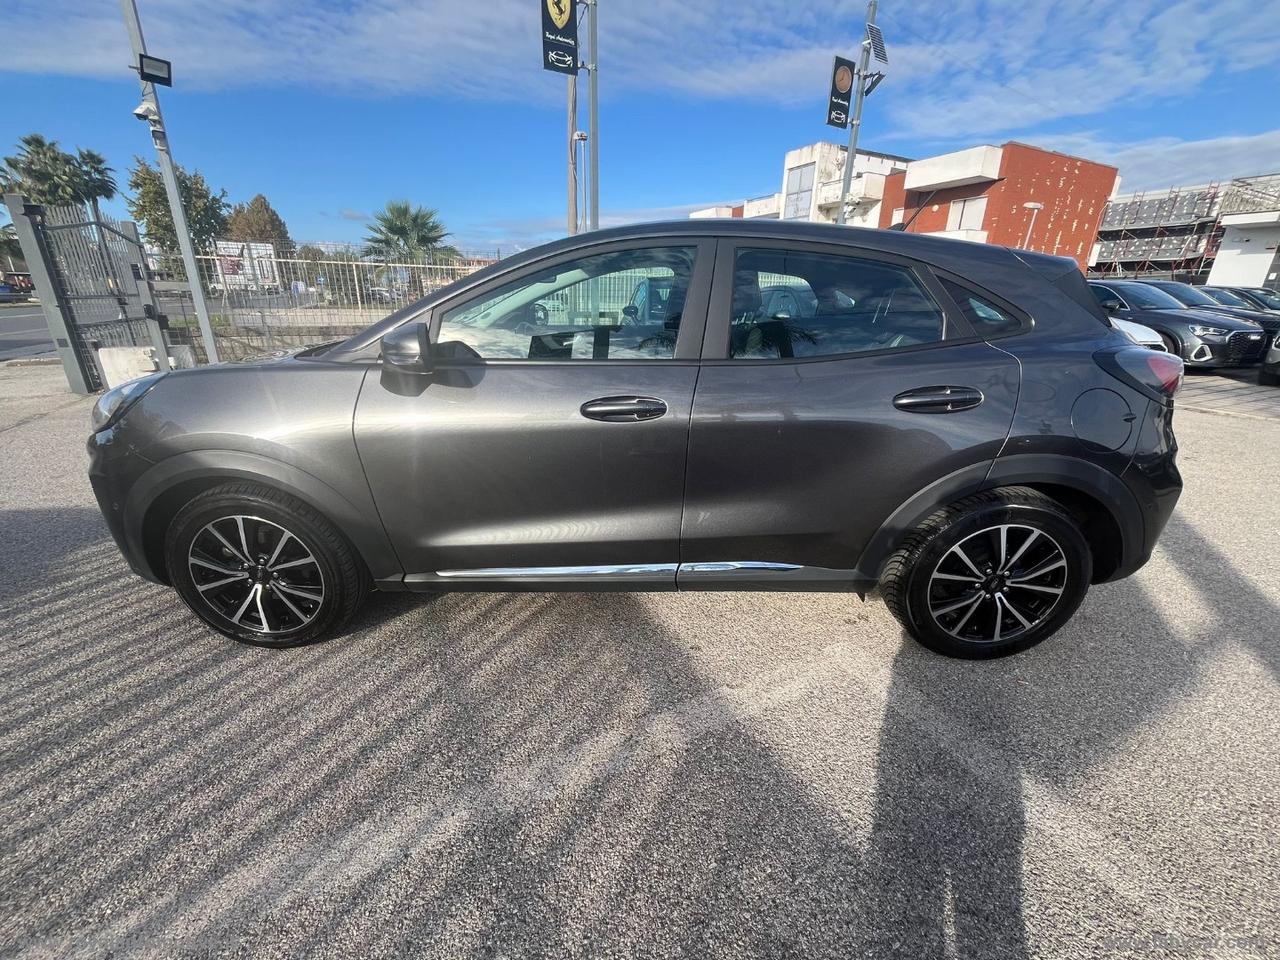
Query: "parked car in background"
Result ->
[[1136, 279, 1280, 340], [1110, 316, 1165, 350], [1088, 279, 1267, 368], [1206, 286, 1280, 314], [89, 220, 1184, 659], [1261, 331, 1280, 387]]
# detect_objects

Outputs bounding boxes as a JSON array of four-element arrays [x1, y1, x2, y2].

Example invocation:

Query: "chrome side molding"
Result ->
[[435, 563, 678, 578], [680, 561, 802, 573]]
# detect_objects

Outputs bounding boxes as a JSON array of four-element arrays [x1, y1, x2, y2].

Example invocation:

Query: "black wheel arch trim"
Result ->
[[122, 450, 403, 585], [855, 454, 1144, 583]]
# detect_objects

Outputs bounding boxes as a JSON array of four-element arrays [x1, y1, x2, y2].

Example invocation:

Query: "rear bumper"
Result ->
[[1115, 400, 1181, 579]]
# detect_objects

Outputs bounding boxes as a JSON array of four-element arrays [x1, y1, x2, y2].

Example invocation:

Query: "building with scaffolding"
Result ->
[[1090, 173, 1280, 288], [1088, 183, 1223, 282]]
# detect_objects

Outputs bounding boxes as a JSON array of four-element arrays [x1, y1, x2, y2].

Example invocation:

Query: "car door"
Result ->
[[679, 238, 1021, 587], [353, 238, 714, 589]]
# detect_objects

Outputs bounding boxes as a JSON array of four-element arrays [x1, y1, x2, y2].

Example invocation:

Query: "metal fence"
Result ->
[[155, 243, 497, 362]]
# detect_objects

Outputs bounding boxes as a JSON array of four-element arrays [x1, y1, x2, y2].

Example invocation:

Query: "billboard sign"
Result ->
[[826, 56, 856, 129], [541, 0, 579, 75]]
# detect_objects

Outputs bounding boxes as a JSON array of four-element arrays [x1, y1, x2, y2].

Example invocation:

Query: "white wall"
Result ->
[[1207, 221, 1280, 286]]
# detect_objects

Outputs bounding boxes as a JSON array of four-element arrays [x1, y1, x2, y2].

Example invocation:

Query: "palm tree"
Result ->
[[363, 201, 453, 262], [73, 149, 117, 222], [1, 222, 22, 270]]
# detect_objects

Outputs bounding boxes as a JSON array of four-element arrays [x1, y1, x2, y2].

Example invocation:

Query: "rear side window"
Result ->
[[939, 279, 1023, 336], [727, 248, 945, 359]]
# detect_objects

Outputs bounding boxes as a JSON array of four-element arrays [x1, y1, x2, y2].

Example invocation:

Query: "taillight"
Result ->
[[1095, 347, 1184, 402]]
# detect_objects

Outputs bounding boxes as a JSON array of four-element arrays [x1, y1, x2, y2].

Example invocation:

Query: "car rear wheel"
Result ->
[[1260, 367, 1280, 387], [165, 482, 369, 647], [880, 487, 1092, 658]]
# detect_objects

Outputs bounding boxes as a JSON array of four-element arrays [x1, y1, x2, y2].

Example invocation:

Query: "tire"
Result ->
[[1159, 332, 1180, 356], [880, 486, 1092, 659], [1260, 368, 1280, 387], [165, 482, 369, 647]]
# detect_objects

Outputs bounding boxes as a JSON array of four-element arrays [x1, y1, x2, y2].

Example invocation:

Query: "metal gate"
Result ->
[[3, 193, 169, 393]]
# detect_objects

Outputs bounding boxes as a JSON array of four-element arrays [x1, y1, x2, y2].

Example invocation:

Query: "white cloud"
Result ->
[[11, 0, 1274, 130], [1038, 129, 1280, 193]]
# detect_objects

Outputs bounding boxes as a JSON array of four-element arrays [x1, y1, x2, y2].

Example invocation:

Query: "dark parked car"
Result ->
[[1261, 330, 1280, 387], [1136, 279, 1280, 339], [89, 221, 1183, 659], [1088, 279, 1268, 368], [1204, 285, 1280, 314]]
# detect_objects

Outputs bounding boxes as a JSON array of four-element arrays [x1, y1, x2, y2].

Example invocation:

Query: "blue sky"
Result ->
[[3, 0, 1279, 253]]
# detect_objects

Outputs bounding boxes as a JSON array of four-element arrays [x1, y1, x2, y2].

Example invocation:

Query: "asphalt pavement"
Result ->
[[0, 304, 53, 361], [0, 362, 1277, 959]]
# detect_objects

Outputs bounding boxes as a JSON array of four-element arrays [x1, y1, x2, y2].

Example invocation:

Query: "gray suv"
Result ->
[[88, 221, 1183, 658]]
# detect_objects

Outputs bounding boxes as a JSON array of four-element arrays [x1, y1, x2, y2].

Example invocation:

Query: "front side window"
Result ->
[[437, 246, 696, 360], [726, 248, 945, 359]]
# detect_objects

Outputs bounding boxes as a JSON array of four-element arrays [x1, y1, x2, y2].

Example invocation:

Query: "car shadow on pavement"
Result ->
[[0, 504, 1267, 957]]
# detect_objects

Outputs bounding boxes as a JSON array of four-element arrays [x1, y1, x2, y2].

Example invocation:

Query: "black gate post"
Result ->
[[2, 193, 96, 394]]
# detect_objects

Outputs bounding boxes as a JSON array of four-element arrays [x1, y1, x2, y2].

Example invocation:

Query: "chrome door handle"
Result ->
[[892, 385, 985, 413], [580, 396, 668, 422]]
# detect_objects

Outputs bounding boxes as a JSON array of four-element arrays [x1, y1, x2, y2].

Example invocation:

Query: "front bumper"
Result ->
[[1185, 330, 1268, 367], [88, 427, 164, 583]]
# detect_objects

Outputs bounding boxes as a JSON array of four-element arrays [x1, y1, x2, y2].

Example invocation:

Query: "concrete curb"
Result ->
[[2, 356, 60, 367]]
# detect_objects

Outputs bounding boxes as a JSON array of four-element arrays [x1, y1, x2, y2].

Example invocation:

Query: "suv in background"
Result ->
[[1136, 279, 1280, 341], [89, 220, 1183, 659], [1089, 279, 1267, 368]]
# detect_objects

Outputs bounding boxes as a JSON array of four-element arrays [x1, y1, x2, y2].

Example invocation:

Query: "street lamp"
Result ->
[[1022, 201, 1044, 249]]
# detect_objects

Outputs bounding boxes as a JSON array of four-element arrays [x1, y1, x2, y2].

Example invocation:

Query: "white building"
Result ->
[[1207, 173, 1280, 288], [690, 142, 912, 228]]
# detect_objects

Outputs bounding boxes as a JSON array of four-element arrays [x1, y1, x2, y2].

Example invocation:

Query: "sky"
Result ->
[[2, 0, 1279, 254]]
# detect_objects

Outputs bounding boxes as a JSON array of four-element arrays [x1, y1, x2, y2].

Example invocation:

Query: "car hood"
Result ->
[[1196, 304, 1280, 328]]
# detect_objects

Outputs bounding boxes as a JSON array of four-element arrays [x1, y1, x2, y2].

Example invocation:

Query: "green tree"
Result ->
[[363, 200, 456, 262], [1, 134, 117, 217], [227, 193, 292, 251], [125, 156, 229, 254], [1, 222, 24, 270]]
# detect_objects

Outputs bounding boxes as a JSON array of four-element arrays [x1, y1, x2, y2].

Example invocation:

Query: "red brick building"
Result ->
[[877, 142, 1118, 268]]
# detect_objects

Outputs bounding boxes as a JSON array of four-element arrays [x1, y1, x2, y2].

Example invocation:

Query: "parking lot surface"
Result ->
[[1, 362, 1277, 959]]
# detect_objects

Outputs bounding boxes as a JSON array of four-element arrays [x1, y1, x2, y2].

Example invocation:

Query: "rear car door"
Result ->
[[353, 238, 714, 589], [679, 238, 1021, 587]]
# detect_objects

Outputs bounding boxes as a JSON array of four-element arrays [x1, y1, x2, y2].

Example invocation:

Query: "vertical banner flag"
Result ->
[[542, 0, 579, 75], [826, 56, 856, 128]]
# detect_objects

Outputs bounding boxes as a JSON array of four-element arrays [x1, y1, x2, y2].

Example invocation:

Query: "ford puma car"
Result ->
[[89, 221, 1182, 658]]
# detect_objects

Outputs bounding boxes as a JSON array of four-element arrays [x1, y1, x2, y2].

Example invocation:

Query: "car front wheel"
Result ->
[[880, 486, 1092, 658], [165, 482, 369, 647]]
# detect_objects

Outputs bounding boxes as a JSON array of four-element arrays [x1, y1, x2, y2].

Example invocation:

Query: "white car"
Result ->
[[1110, 316, 1165, 350]]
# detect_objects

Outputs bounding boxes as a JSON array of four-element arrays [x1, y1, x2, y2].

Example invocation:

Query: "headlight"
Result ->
[[1187, 324, 1229, 340], [91, 373, 165, 432]]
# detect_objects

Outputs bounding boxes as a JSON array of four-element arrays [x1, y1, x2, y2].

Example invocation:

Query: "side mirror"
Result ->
[[381, 322, 434, 373], [622, 304, 640, 322], [1100, 299, 1123, 313]]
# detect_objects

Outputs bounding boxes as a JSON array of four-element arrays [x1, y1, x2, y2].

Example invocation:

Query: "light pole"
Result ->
[[1022, 201, 1044, 249], [118, 0, 219, 362], [585, 0, 599, 230], [837, 0, 878, 225]]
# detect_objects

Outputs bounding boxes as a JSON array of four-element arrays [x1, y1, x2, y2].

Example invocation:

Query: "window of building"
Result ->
[[726, 248, 945, 359], [782, 163, 816, 220], [437, 246, 697, 360], [939, 279, 1024, 336], [891, 207, 905, 226], [946, 196, 988, 232]]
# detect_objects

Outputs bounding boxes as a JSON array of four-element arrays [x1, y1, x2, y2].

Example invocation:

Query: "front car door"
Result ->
[[679, 238, 1022, 588], [353, 238, 714, 590]]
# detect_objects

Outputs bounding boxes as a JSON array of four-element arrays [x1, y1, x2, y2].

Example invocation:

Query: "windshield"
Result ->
[[1203, 287, 1251, 307], [1243, 287, 1280, 310], [1112, 283, 1184, 310], [1151, 282, 1219, 307]]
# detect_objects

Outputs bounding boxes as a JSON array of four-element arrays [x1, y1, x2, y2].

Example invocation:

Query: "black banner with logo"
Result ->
[[541, 0, 579, 75], [826, 56, 856, 128]]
